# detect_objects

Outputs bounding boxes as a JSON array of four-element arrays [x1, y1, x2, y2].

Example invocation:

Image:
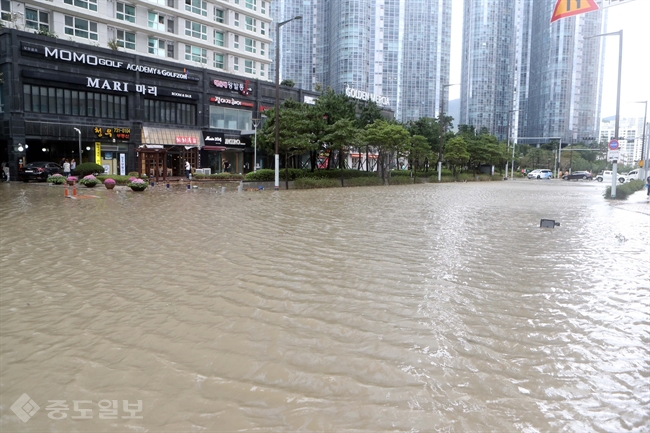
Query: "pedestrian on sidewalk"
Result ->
[[2, 161, 9, 182], [63, 159, 71, 178]]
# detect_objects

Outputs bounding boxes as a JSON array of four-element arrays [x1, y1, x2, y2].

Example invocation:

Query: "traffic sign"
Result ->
[[551, 0, 599, 23], [608, 139, 619, 151]]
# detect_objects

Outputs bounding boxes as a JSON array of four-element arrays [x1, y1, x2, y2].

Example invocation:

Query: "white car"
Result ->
[[623, 169, 641, 182], [596, 170, 626, 183], [527, 169, 553, 179]]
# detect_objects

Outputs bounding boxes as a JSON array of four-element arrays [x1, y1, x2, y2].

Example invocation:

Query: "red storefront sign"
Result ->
[[175, 136, 198, 145]]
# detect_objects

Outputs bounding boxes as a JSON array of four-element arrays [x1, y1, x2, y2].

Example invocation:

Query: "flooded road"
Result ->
[[1, 180, 649, 432]]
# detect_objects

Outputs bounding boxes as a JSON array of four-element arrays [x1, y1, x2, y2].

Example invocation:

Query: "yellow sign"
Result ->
[[95, 142, 101, 164], [639, 160, 644, 168], [551, 0, 599, 23]]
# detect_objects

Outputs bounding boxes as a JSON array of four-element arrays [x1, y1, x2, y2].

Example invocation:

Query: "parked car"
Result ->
[[527, 169, 553, 179], [18, 161, 62, 182], [623, 169, 641, 182], [595, 170, 626, 183], [562, 171, 593, 180]]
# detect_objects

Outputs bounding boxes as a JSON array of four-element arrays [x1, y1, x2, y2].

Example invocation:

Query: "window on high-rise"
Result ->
[[245, 38, 256, 54], [64, 15, 98, 40], [244, 60, 256, 74], [245, 17, 256, 32], [185, 0, 207, 17], [185, 45, 207, 64], [233, 35, 239, 49], [213, 53, 224, 69], [1, 0, 11, 22], [245, 0, 256, 11], [25, 8, 49, 31], [148, 12, 165, 31], [117, 30, 136, 50], [214, 7, 224, 23], [185, 20, 207, 40], [214, 30, 224, 47], [116, 2, 136, 23], [148, 37, 165, 57], [64, 0, 97, 12]]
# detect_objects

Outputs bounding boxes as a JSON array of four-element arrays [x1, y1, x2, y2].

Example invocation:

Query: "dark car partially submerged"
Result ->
[[562, 171, 593, 181], [18, 161, 62, 182]]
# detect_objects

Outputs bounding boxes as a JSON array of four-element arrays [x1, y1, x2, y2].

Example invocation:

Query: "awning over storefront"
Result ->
[[142, 127, 201, 146], [203, 146, 226, 151]]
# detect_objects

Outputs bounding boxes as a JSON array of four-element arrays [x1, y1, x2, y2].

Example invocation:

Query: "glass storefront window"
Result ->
[[22, 84, 127, 120], [209, 106, 251, 131]]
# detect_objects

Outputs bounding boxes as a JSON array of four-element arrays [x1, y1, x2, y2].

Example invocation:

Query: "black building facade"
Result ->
[[0, 29, 319, 178]]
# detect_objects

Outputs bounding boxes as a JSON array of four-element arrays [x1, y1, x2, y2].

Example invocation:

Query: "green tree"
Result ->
[[356, 102, 383, 171], [445, 136, 470, 178], [314, 89, 357, 170], [408, 135, 432, 179], [259, 99, 315, 187], [280, 79, 295, 87], [322, 119, 361, 185], [407, 117, 441, 172], [364, 120, 410, 185]]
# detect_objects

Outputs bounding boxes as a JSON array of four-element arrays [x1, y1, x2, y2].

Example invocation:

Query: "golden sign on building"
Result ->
[[94, 127, 131, 140]]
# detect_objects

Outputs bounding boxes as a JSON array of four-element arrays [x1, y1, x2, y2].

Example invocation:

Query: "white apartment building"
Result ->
[[599, 116, 648, 166], [1, 0, 272, 80]]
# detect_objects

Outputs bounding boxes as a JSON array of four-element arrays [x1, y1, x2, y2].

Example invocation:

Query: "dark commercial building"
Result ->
[[0, 29, 318, 179]]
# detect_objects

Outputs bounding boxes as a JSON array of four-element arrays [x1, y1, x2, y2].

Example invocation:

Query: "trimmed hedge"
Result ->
[[388, 176, 414, 185], [244, 168, 379, 182], [209, 173, 245, 180], [97, 173, 138, 185], [73, 162, 104, 177], [294, 178, 341, 189], [604, 179, 645, 200], [345, 177, 384, 187]]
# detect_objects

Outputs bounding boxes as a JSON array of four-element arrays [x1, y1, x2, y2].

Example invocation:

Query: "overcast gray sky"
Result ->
[[448, 0, 650, 119]]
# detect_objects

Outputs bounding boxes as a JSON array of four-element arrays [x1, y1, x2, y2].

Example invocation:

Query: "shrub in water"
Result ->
[[604, 179, 645, 200], [294, 178, 341, 189]]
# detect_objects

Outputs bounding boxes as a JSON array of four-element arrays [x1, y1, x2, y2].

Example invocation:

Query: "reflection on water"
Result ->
[[1, 181, 648, 432]]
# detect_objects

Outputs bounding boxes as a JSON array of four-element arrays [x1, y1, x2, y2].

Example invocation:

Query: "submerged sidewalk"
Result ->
[[611, 189, 650, 216]]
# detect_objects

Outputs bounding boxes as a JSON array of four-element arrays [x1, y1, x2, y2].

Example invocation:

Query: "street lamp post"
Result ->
[[438, 83, 458, 182], [73, 128, 82, 164], [252, 118, 261, 172], [587, 30, 623, 198], [274, 15, 302, 190], [632, 101, 647, 181], [505, 109, 523, 179]]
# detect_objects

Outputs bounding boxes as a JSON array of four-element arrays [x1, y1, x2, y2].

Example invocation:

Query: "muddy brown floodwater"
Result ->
[[1, 180, 649, 432]]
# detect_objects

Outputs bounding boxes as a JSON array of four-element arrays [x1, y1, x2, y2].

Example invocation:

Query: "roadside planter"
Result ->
[[48, 173, 66, 185], [79, 175, 101, 188], [104, 178, 116, 190], [128, 178, 148, 192]]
